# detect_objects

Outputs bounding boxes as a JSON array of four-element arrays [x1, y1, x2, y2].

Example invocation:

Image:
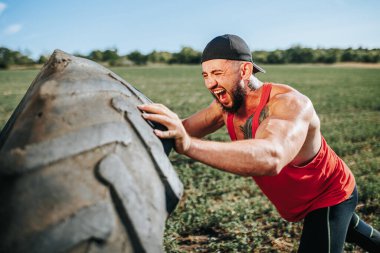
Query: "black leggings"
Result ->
[[298, 187, 380, 253]]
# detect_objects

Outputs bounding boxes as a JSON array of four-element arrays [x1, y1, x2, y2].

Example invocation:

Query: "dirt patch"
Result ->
[[331, 62, 380, 69]]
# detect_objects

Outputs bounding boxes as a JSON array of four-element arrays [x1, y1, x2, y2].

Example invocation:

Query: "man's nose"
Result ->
[[205, 77, 217, 90]]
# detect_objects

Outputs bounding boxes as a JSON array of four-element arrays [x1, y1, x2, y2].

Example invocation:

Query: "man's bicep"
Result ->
[[256, 116, 310, 168], [255, 94, 313, 165], [257, 91, 312, 141], [257, 116, 308, 143], [183, 101, 224, 138]]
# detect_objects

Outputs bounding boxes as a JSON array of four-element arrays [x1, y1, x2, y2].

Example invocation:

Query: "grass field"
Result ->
[[1, 64, 379, 252]]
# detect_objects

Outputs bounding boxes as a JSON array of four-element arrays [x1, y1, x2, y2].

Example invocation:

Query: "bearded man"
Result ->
[[138, 34, 379, 252]]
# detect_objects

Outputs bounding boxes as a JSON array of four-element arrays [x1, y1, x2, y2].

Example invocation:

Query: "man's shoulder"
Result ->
[[269, 83, 310, 104], [268, 83, 314, 121], [269, 83, 301, 95]]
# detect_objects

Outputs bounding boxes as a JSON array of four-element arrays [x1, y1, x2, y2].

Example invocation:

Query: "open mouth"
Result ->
[[212, 88, 228, 103]]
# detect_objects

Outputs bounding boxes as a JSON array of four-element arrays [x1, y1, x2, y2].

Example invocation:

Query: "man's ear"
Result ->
[[240, 62, 254, 80]]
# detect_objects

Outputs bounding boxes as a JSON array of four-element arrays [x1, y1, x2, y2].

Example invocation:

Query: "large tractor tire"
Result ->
[[0, 50, 183, 253]]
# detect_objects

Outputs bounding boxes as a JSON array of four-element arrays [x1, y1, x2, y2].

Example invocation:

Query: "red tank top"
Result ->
[[226, 83, 355, 222]]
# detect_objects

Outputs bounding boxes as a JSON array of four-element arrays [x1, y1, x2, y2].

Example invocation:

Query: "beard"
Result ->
[[212, 81, 246, 113]]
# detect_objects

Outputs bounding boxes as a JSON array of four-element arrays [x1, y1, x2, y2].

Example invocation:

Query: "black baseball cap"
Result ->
[[201, 34, 265, 74]]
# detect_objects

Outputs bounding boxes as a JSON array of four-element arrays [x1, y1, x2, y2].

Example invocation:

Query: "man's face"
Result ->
[[201, 59, 246, 113]]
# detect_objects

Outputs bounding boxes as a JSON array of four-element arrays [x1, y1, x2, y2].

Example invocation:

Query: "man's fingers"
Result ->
[[154, 129, 177, 139], [139, 104, 184, 140], [142, 112, 174, 127], [138, 104, 177, 118], [138, 104, 161, 113]]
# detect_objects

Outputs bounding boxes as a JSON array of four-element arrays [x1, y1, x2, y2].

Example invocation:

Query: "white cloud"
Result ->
[[4, 24, 22, 35], [0, 2, 6, 15]]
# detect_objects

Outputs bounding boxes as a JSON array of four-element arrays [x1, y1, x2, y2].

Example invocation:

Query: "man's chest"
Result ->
[[223, 105, 270, 140]]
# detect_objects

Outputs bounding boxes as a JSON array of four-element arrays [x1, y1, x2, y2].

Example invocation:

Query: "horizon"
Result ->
[[1, 0, 379, 59]]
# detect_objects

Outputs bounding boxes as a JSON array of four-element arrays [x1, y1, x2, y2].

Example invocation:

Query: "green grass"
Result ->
[[1, 64, 379, 252]]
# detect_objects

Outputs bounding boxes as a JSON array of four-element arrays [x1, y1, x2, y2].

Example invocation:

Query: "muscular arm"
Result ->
[[185, 92, 314, 176], [182, 100, 224, 138], [138, 91, 315, 177]]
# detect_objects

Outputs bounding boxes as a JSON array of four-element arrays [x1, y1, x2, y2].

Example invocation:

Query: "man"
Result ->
[[138, 34, 379, 252]]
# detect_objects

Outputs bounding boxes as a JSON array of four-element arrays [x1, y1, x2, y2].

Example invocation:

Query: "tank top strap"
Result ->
[[252, 83, 272, 137], [227, 112, 237, 141], [226, 83, 273, 141]]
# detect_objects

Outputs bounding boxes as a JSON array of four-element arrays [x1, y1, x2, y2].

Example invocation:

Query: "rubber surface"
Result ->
[[0, 50, 183, 253]]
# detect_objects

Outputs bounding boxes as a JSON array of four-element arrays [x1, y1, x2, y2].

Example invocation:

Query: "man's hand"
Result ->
[[137, 104, 192, 154]]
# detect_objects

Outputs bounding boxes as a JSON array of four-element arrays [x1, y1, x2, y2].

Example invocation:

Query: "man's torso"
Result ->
[[221, 83, 322, 167], [220, 83, 355, 221]]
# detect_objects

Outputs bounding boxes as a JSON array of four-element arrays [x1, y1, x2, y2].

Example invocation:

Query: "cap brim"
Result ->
[[253, 62, 266, 74]]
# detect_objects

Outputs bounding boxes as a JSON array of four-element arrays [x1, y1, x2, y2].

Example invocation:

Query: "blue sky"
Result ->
[[0, 0, 379, 59]]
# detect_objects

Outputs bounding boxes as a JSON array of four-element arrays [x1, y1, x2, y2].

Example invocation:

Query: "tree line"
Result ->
[[1, 46, 379, 69]]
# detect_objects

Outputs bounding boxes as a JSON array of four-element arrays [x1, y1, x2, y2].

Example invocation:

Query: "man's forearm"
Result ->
[[184, 138, 280, 177]]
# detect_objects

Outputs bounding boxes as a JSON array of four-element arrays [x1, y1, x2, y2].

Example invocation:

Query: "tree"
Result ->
[[252, 51, 269, 64], [102, 49, 119, 62], [285, 46, 314, 63], [88, 50, 104, 62], [0, 47, 34, 69], [357, 49, 380, 63], [267, 50, 286, 64], [127, 50, 148, 65], [170, 47, 201, 64], [314, 49, 338, 64], [341, 48, 356, 62], [0, 47, 14, 68], [147, 50, 173, 64], [38, 55, 49, 64]]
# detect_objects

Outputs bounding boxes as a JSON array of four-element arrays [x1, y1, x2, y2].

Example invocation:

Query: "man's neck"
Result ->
[[248, 74, 263, 91], [235, 84, 264, 118]]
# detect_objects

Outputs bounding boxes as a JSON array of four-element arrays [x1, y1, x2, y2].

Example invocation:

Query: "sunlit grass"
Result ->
[[1, 64, 379, 252]]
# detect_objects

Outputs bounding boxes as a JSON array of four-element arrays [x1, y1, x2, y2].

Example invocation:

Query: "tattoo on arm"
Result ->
[[259, 106, 270, 124], [240, 115, 254, 139], [239, 106, 270, 139]]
